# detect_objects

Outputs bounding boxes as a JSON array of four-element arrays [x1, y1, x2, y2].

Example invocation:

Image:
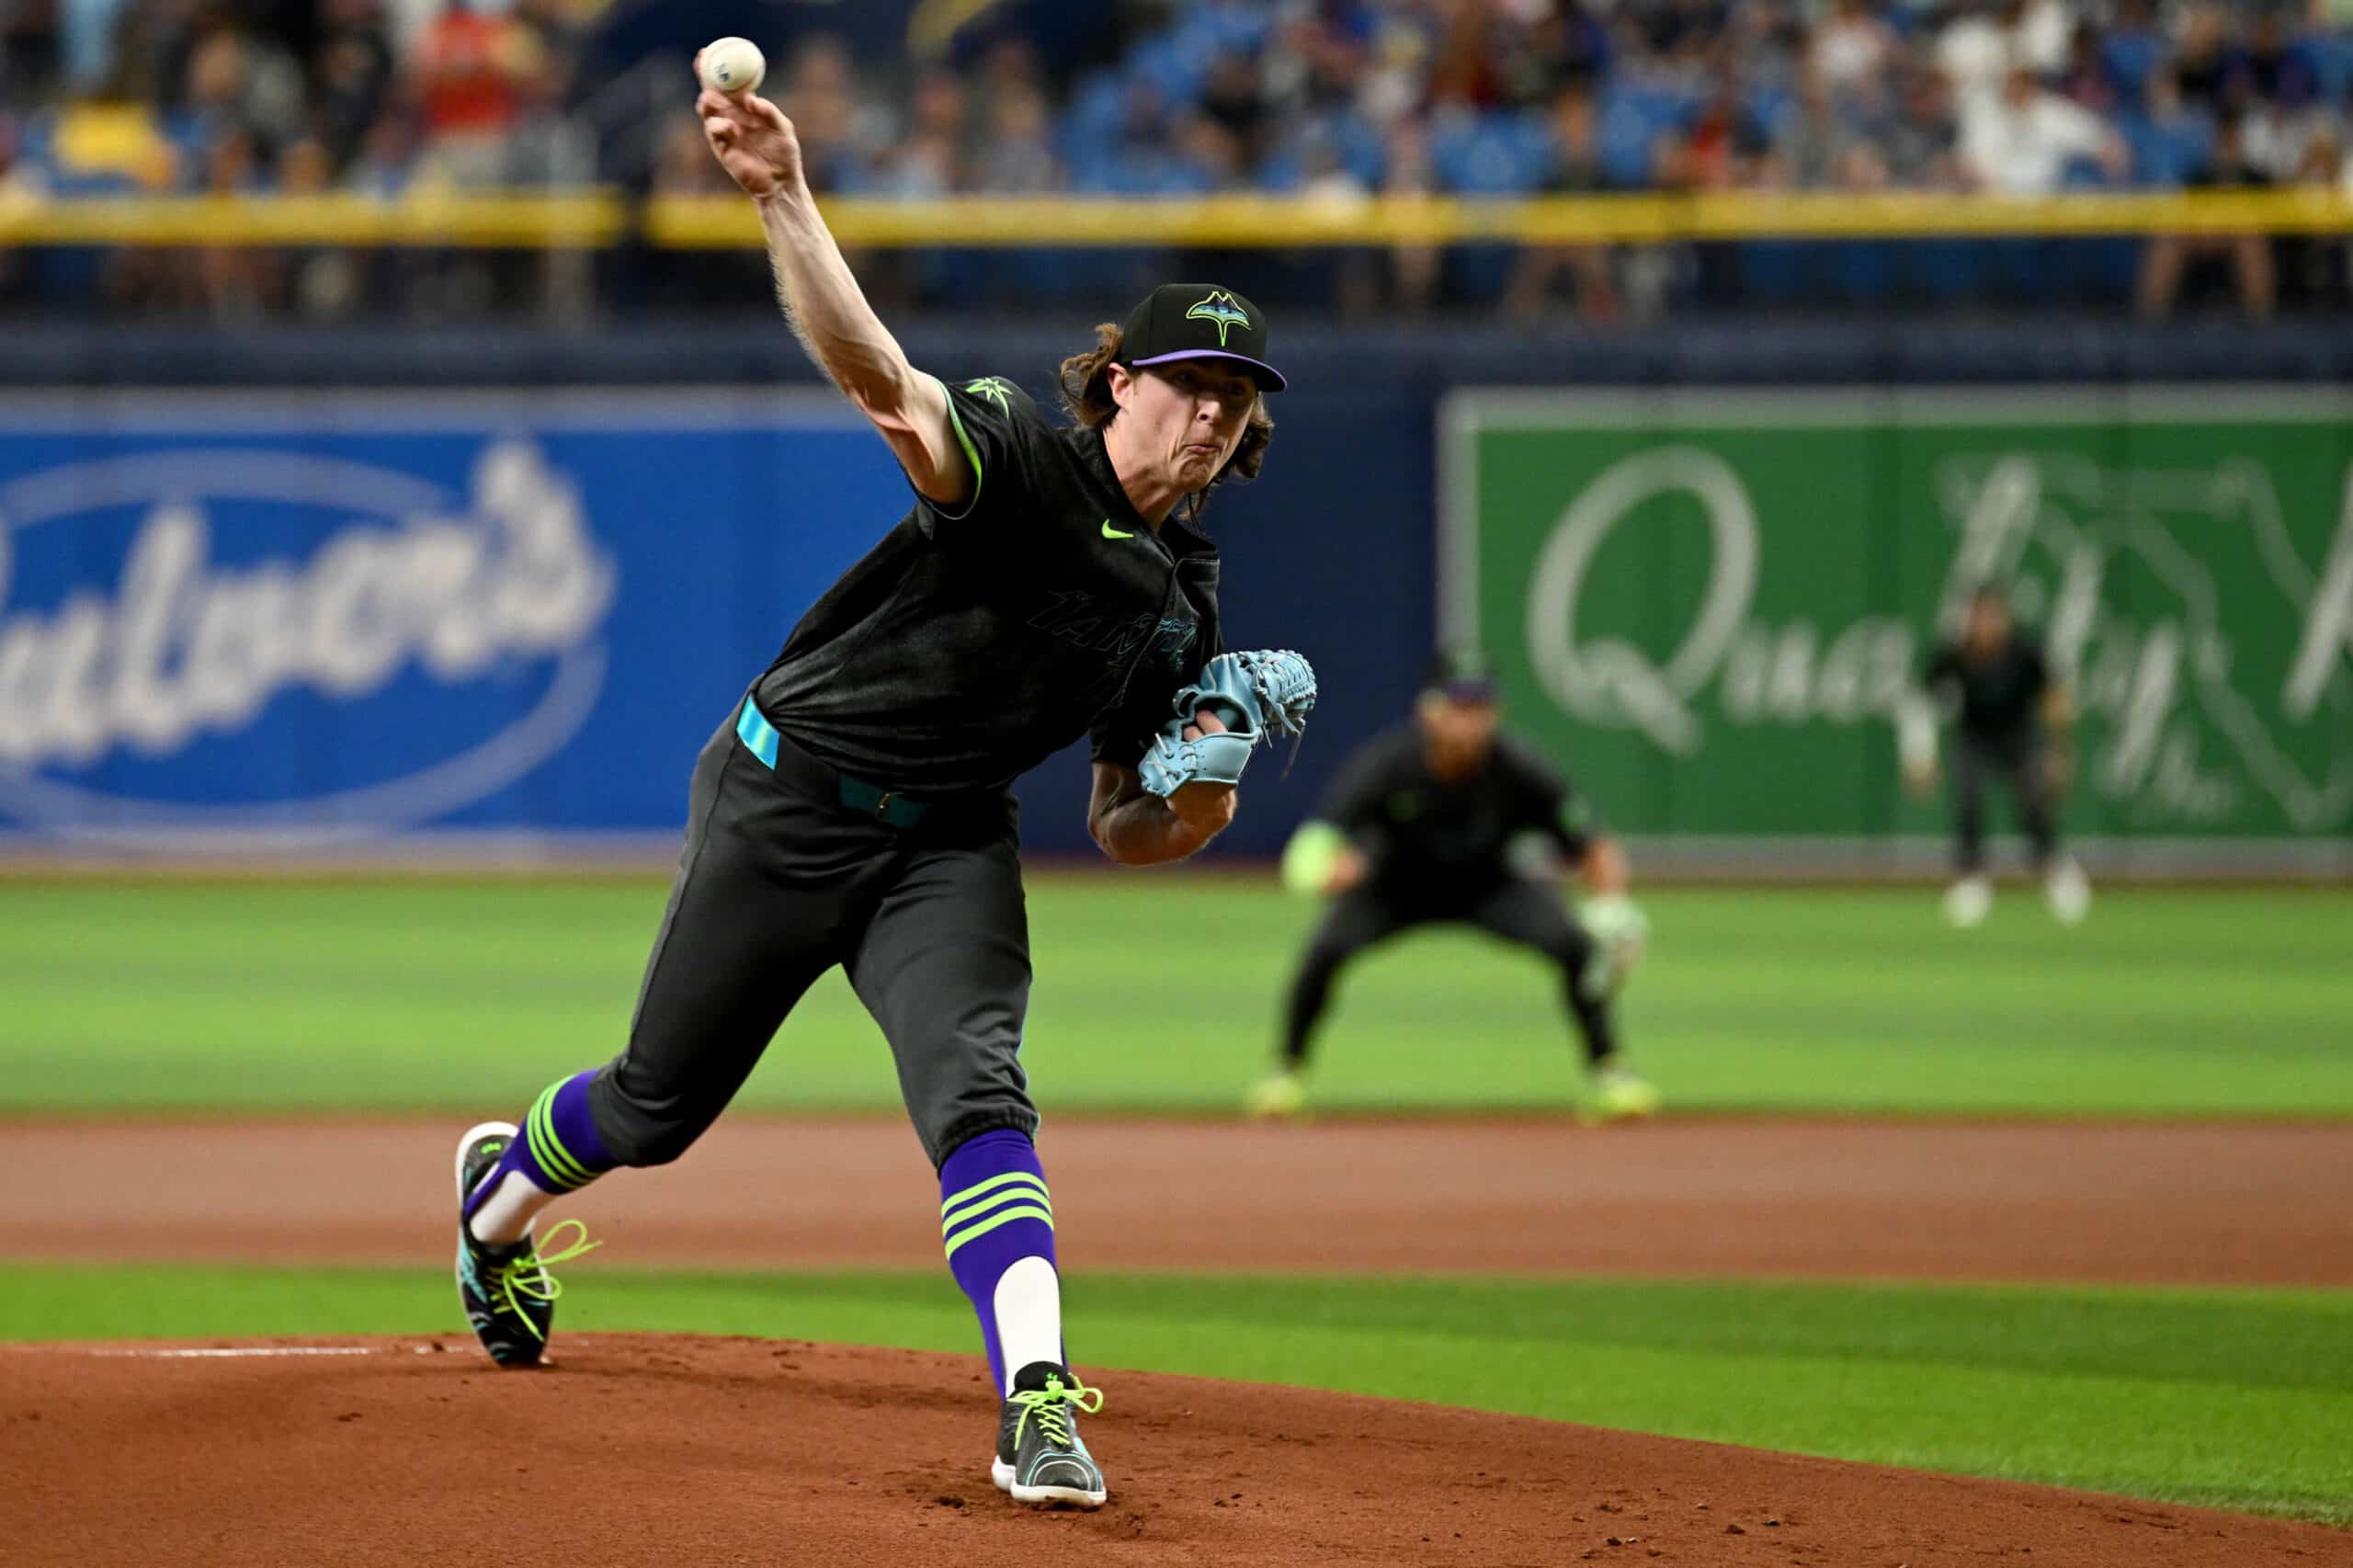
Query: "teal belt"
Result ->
[[736, 700, 931, 828]]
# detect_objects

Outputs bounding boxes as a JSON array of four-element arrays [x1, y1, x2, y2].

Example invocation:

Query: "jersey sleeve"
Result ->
[[1087, 704, 1158, 771], [1549, 785, 1603, 859], [1920, 642, 1961, 703], [2020, 638, 2052, 696], [914, 374, 1054, 534], [1501, 738, 1600, 858]]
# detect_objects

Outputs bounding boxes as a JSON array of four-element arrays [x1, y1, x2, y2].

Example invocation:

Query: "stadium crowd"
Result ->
[[2, 0, 2349, 319]]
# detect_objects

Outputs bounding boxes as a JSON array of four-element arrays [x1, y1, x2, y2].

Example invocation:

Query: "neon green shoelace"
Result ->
[[495, 1218, 600, 1340], [1010, 1375, 1104, 1449]]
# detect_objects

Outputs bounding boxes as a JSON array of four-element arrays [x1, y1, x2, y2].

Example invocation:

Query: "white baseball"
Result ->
[[699, 37, 767, 96]]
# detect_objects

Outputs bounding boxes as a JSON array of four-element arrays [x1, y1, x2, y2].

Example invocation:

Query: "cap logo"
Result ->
[[1184, 290, 1252, 347]]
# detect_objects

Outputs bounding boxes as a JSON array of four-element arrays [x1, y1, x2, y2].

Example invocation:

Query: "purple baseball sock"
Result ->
[[940, 1130, 1060, 1395], [463, 1070, 617, 1225]]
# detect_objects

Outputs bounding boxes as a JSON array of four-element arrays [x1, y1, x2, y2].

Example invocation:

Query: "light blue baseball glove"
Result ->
[[1137, 648, 1318, 798]]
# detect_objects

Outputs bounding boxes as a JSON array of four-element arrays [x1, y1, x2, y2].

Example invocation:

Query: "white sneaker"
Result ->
[[1943, 875, 1992, 928], [2045, 859, 2091, 926]]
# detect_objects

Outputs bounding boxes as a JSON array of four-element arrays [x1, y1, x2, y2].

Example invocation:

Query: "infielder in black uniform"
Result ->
[[1902, 585, 2089, 927], [446, 62, 1312, 1512], [1249, 653, 1661, 1123]]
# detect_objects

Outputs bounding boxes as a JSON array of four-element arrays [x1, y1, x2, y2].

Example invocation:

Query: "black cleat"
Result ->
[[453, 1120, 595, 1369], [991, 1361, 1108, 1508]]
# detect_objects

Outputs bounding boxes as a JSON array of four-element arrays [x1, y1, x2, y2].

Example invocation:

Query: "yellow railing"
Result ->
[[1, 188, 2347, 249], [0, 192, 623, 247]]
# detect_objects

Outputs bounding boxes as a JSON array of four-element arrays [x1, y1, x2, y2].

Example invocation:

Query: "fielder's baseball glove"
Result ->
[[1138, 649, 1318, 797]]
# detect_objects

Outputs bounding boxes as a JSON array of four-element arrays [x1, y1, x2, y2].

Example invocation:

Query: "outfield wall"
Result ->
[[1, 320, 2347, 873]]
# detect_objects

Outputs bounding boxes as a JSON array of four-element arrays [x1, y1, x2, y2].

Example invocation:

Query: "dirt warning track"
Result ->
[[6, 1116, 2351, 1284]]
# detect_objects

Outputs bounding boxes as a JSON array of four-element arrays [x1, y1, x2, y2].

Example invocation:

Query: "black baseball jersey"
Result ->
[[1923, 636, 2050, 746], [1319, 724, 1599, 892], [756, 375, 1221, 794]]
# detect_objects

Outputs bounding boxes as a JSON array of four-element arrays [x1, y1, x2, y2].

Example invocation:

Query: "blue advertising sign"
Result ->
[[0, 391, 907, 848]]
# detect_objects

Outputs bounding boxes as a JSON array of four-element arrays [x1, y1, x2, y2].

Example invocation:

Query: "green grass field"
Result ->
[[3, 877, 2350, 1116], [6, 874, 2347, 1526], [5, 1264, 2347, 1525]]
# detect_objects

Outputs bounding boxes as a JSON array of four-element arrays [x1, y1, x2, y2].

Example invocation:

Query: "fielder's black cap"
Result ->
[[1119, 283, 1286, 392], [1424, 648, 1498, 703]]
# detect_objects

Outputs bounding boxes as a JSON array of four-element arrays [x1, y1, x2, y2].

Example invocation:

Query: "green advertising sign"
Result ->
[[1440, 390, 2353, 853]]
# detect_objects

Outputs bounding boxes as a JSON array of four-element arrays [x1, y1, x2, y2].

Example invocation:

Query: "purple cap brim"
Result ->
[[1128, 348, 1288, 392]]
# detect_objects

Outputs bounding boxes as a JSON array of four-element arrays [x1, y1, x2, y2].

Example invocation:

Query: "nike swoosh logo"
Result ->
[[1101, 519, 1134, 540]]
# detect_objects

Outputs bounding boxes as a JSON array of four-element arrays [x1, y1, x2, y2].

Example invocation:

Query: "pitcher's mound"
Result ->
[[1, 1335, 2335, 1566]]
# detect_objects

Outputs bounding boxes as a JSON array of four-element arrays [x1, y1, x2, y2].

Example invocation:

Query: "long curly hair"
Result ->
[[1054, 323, 1275, 523]]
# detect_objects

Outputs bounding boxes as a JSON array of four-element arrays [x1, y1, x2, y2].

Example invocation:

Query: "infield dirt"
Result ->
[[7, 1116, 2352, 1566], [6, 1335, 2348, 1568]]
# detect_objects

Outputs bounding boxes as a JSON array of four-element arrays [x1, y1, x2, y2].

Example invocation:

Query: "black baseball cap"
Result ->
[[1424, 648, 1498, 703], [1118, 283, 1286, 392]]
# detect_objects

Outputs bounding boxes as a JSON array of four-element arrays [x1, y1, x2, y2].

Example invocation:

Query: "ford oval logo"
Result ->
[[0, 439, 616, 846]]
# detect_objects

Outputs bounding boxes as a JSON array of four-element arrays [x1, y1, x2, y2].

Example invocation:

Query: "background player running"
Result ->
[[1249, 652, 1658, 1124], [447, 61, 1304, 1513], [1901, 584, 2090, 928]]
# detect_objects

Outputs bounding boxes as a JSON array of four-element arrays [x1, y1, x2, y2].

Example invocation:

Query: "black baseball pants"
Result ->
[[1951, 735, 2059, 876], [1280, 878, 1619, 1070], [583, 701, 1038, 1171]]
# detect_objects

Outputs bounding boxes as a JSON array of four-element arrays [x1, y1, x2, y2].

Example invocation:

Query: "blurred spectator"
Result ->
[[1811, 0, 1894, 105], [2280, 125, 2352, 305], [2009, 0, 2075, 74], [2054, 22, 2119, 117], [1506, 81, 1621, 322], [1960, 63, 2130, 193], [1657, 65, 1772, 189], [190, 125, 277, 318], [875, 68, 965, 198], [1198, 48, 1272, 164], [313, 1, 396, 167], [344, 109, 418, 194], [2173, 5, 2243, 114], [1264, 0, 1379, 119], [1357, 7, 1435, 126], [7, 0, 2353, 320], [501, 1, 585, 187], [2099, 0, 2168, 108], [778, 35, 878, 194], [2133, 69, 2214, 187], [2241, 5, 2315, 105], [1881, 60, 1965, 187], [1427, 0, 1513, 112], [1935, 0, 2013, 110], [3, 0, 64, 103], [413, 0, 529, 187], [0, 108, 24, 301], [2138, 110, 2278, 320], [649, 113, 726, 196], [1377, 117, 1440, 312], [169, 21, 305, 171], [274, 133, 363, 320], [1176, 111, 1250, 190], [1768, 64, 1863, 187], [1525, 0, 1610, 94], [972, 84, 1063, 193]]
